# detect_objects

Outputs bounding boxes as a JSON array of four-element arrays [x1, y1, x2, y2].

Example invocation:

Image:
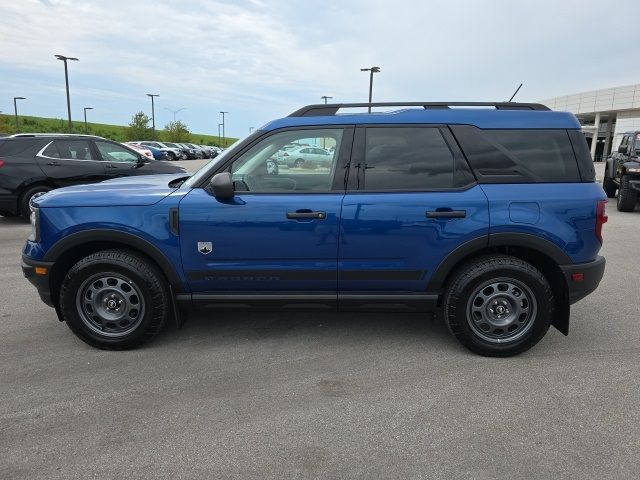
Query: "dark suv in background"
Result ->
[[0, 134, 186, 218], [603, 130, 640, 211]]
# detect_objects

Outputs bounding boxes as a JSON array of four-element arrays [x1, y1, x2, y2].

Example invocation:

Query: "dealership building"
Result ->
[[540, 83, 640, 161]]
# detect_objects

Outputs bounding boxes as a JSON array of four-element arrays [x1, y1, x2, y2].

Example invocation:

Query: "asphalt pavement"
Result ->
[[1, 162, 639, 479]]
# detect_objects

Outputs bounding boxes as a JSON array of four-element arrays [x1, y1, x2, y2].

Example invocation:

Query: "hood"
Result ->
[[35, 174, 190, 208]]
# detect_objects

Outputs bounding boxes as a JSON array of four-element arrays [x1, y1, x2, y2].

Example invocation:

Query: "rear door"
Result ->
[[338, 125, 489, 305], [36, 139, 107, 186]]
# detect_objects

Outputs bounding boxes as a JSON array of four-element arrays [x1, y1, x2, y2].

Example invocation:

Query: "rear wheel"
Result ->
[[294, 159, 305, 168], [602, 170, 617, 198], [444, 255, 554, 357], [59, 249, 169, 350], [617, 174, 638, 212], [19, 185, 52, 218]]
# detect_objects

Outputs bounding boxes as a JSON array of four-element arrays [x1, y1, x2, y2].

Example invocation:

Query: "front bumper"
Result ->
[[560, 256, 606, 304], [630, 179, 640, 192], [22, 255, 55, 307]]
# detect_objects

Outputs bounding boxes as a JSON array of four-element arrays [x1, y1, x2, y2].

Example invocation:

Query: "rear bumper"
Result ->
[[0, 194, 18, 215], [21, 255, 55, 307], [560, 256, 605, 304]]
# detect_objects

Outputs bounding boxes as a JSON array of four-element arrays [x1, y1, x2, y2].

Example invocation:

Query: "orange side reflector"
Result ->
[[35, 267, 48, 275]]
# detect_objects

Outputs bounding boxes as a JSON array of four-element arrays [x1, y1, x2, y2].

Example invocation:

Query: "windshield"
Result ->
[[164, 142, 178, 148], [182, 138, 243, 188]]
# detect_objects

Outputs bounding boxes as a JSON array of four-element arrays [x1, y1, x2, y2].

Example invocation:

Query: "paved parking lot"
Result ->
[[1, 163, 639, 479]]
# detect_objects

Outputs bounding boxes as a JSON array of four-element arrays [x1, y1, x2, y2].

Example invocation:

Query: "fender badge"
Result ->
[[197, 242, 212, 255]]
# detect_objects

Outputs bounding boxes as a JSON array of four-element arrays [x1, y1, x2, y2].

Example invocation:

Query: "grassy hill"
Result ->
[[0, 114, 237, 147]]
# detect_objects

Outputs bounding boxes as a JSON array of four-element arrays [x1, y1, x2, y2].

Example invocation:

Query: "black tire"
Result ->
[[19, 185, 52, 218], [294, 159, 305, 168], [0, 210, 18, 217], [167, 151, 176, 161], [617, 174, 638, 212], [59, 249, 170, 350], [602, 171, 617, 198], [443, 255, 554, 357]]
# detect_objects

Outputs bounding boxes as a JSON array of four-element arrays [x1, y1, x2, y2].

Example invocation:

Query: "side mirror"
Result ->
[[209, 172, 234, 200], [618, 145, 629, 154]]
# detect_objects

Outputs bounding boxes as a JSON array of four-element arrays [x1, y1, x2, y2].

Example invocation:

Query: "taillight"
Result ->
[[595, 200, 608, 244], [0, 160, 4, 168]]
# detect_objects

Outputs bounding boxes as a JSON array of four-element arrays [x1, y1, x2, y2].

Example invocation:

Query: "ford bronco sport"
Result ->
[[22, 102, 607, 356]]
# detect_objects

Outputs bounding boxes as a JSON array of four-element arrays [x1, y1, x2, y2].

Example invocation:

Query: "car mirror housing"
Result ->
[[208, 172, 234, 200], [618, 145, 629, 154]]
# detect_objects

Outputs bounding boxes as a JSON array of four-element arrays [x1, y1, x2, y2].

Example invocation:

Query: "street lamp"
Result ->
[[13, 96, 26, 132], [164, 107, 185, 122], [220, 111, 228, 146], [321, 95, 333, 104], [218, 123, 223, 146], [55, 54, 79, 132], [360, 66, 380, 113], [83, 107, 93, 133], [147, 94, 159, 139]]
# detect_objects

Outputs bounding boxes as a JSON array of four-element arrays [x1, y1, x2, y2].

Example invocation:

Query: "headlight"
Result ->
[[628, 167, 640, 173], [29, 207, 40, 243]]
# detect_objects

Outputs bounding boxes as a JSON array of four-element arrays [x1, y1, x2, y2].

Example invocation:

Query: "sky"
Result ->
[[1, 0, 640, 138]]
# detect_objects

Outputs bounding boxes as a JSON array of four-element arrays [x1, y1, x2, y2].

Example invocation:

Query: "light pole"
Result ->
[[220, 111, 228, 146], [360, 66, 380, 113], [55, 55, 79, 132], [83, 107, 93, 133], [218, 123, 223, 146], [321, 95, 333, 104], [147, 94, 159, 139], [13, 96, 26, 132], [164, 107, 185, 122]]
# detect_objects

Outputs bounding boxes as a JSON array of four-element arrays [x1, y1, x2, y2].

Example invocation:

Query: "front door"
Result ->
[[93, 140, 146, 177], [36, 139, 107, 186], [338, 126, 489, 304], [179, 127, 353, 298]]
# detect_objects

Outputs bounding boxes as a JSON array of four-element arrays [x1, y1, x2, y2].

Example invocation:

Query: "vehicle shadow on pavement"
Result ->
[[0, 216, 28, 225], [155, 309, 458, 350]]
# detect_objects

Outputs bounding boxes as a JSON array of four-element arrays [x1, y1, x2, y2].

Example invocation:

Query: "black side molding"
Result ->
[[169, 208, 179, 236]]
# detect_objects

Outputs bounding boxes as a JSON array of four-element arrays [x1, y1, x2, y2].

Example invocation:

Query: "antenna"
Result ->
[[508, 83, 523, 102]]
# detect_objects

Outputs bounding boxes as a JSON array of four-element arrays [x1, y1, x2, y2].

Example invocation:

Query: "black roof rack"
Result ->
[[289, 102, 550, 117]]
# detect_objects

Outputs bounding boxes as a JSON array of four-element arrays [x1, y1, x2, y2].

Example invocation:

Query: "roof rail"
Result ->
[[288, 102, 551, 117], [8, 133, 104, 138]]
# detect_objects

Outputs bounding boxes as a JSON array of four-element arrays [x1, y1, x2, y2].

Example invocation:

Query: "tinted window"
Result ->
[[361, 127, 454, 190], [230, 128, 343, 192], [0, 138, 40, 156], [56, 140, 95, 160], [95, 141, 138, 163], [451, 126, 581, 183], [42, 142, 60, 158]]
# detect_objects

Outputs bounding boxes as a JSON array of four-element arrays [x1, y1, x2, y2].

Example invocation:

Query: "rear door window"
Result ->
[[41, 142, 60, 158], [359, 127, 456, 190], [56, 140, 95, 160], [451, 126, 581, 183]]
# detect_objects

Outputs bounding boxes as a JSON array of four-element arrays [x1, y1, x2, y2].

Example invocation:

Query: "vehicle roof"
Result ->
[[8, 133, 105, 139], [262, 105, 581, 131]]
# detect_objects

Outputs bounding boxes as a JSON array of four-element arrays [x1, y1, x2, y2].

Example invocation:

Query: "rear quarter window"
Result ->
[[451, 126, 582, 183], [0, 138, 44, 157]]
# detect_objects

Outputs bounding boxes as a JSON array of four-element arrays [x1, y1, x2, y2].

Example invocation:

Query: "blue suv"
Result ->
[[21, 102, 607, 356]]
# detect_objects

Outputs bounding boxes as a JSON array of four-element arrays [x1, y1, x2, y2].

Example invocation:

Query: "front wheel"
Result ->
[[294, 159, 305, 168], [444, 255, 554, 357], [617, 174, 638, 212], [59, 249, 170, 349]]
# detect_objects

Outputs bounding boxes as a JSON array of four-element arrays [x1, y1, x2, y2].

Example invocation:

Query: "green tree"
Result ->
[[125, 111, 153, 141], [0, 115, 12, 134], [163, 120, 191, 142]]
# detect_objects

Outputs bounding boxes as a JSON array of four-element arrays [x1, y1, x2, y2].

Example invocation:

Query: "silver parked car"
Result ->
[[278, 146, 335, 168]]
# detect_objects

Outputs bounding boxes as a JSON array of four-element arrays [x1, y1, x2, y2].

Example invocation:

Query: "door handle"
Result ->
[[46, 161, 60, 166], [426, 210, 467, 219], [106, 164, 118, 169], [286, 211, 327, 220]]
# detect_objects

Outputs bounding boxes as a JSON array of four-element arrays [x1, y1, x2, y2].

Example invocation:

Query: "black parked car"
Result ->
[[0, 134, 187, 218]]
